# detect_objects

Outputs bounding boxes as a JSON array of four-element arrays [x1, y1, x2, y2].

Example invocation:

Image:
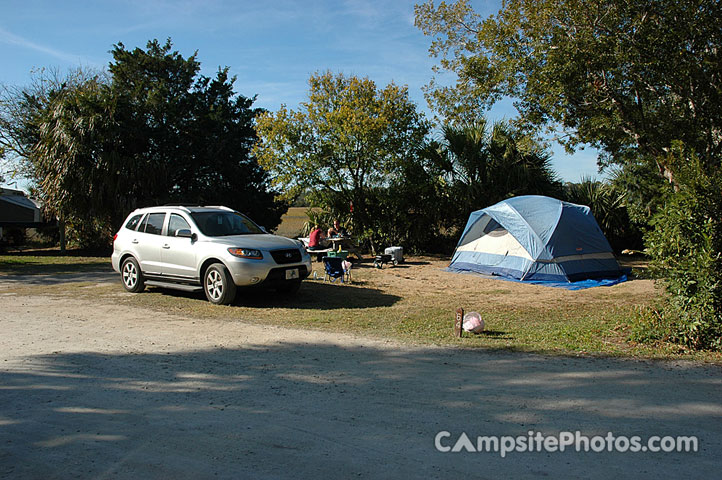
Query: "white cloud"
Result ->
[[0, 27, 84, 64]]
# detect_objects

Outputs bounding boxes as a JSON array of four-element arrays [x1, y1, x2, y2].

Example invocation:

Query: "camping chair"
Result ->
[[322, 256, 351, 284]]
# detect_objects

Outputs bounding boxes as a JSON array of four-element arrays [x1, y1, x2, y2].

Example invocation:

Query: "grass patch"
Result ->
[[9, 256, 719, 363]]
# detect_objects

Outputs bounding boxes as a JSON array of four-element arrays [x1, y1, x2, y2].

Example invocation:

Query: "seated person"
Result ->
[[327, 219, 348, 237], [308, 224, 327, 250]]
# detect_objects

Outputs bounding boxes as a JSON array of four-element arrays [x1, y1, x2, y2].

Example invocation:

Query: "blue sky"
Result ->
[[1, 0, 601, 189]]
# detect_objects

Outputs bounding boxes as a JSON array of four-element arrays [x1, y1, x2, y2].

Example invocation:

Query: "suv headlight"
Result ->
[[227, 248, 263, 259]]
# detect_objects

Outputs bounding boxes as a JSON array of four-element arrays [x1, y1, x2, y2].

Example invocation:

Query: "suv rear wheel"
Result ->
[[121, 257, 145, 293], [204, 263, 237, 305]]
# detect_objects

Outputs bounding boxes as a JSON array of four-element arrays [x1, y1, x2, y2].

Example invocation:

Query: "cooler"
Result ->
[[384, 246, 403, 264]]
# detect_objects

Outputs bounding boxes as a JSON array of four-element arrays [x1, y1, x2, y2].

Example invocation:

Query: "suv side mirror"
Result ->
[[260, 226, 268, 234], [176, 229, 193, 238]]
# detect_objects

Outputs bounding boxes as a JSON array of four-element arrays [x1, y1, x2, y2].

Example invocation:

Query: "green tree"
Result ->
[[107, 40, 286, 228], [31, 75, 121, 246], [254, 71, 431, 249], [365, 148, 451, 253], [1, 40, 285, 247], [1, 68, 99, 186], [644, 146, 722, 350], [415, 0, 722, 177], [609, 161, 671, 227]]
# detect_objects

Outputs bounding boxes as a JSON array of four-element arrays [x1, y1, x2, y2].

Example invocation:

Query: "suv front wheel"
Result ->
[[203, 263, 237, 305]]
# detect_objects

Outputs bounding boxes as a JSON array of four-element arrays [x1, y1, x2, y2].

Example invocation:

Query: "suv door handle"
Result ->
[[162, 244, 170, 249], [131, 239, 139, 244]]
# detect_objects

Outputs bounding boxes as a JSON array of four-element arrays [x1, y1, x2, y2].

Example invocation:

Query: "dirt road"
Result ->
[[1, 290, 721, 479]]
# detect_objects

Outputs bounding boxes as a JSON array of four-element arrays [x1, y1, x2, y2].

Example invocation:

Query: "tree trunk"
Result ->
[[59, 217, 66, 254]]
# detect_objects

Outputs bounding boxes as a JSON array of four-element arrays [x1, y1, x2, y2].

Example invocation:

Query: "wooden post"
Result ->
[[454, 307, 464, 338]]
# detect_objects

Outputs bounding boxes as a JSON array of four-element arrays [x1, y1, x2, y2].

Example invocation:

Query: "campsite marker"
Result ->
[[454, 307, 464, 338]]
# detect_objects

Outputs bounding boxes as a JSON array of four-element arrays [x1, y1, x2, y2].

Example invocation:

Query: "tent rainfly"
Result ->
[[447, 195, 624, 284]]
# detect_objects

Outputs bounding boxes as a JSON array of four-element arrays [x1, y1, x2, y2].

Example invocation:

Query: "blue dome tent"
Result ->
[[447, 196, 625, 288]]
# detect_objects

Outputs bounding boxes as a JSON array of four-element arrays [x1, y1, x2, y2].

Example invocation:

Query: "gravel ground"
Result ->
[[1, 287, 721, 479]]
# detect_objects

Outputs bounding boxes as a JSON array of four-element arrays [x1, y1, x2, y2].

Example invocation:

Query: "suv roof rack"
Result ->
[[204, 205, 235, 212], [162, 204, 201, 213], [157, 204, 234, 213]]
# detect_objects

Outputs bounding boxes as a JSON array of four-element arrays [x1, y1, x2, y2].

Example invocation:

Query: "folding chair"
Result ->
[[322, 256, 351, 283]]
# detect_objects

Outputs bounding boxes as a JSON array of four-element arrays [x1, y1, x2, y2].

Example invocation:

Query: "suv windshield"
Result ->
[[191, 211, 264, 237]]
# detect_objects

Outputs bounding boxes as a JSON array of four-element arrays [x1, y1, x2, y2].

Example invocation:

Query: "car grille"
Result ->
[[270, 248, 302, 264]]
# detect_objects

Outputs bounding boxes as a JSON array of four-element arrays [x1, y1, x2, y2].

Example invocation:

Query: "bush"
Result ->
[[64, 215, 115, 250], [644, 151, 722, 350]]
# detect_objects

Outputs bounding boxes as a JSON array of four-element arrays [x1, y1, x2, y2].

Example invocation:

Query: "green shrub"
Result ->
[[644, 151, 722, 350], [65, 215, 115, 250]]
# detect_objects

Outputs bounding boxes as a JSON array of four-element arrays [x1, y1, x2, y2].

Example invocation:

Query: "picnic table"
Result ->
[[298, 235, 361, 261], [327, 235, 362, 260], [297, 237, 333, 261]]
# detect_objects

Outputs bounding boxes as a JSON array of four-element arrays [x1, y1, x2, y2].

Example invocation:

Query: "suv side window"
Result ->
[[125, 214, 143, 231], [167, 214, 191, 237], [142, 213, 166, 235]]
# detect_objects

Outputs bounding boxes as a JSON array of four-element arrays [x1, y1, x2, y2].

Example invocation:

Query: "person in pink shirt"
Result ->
[[308, 224, 326, 250]]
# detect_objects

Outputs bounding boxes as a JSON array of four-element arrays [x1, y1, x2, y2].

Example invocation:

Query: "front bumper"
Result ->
[[260, 265, 311, 286], [226, 252, 312, 287]]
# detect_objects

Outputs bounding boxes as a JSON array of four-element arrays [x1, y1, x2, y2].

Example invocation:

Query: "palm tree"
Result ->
[[435, 119, 562, 230]]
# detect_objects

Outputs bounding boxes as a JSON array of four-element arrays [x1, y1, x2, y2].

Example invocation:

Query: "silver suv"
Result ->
[[111, 205, 311, 304]]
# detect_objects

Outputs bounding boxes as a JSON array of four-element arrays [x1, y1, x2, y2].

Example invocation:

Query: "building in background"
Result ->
[[0, 187, 44, 247]]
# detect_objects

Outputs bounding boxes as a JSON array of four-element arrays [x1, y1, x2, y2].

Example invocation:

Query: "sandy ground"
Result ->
[[1, 279, 722, 479]]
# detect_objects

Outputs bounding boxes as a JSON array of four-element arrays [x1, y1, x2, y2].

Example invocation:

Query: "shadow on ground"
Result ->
[[0, 269, 116, 285], [1, 343, 720, 479], [0, 247, 111, 257], [147, 280, 402, 310]]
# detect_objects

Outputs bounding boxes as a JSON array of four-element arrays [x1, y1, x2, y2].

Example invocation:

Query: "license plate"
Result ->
[[285, 268, 299, 280]]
